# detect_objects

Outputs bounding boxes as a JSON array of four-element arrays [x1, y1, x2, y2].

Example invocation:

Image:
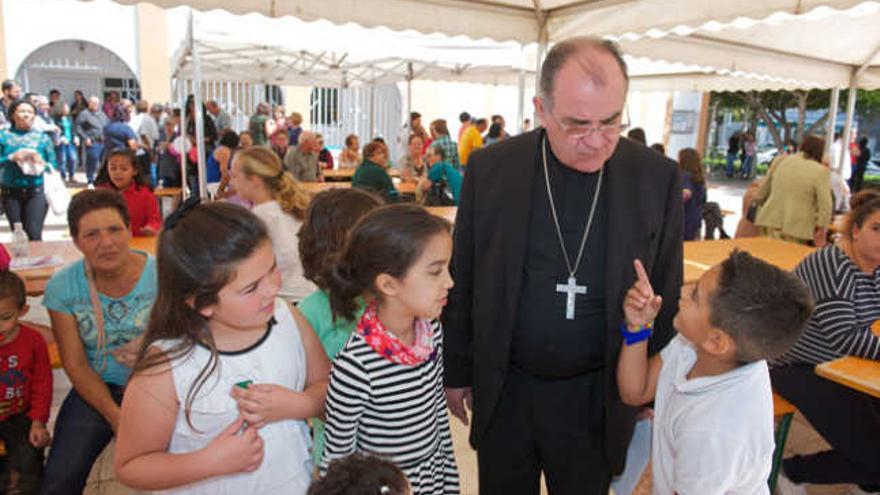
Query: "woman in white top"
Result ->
[[229, 146, 316, 302]]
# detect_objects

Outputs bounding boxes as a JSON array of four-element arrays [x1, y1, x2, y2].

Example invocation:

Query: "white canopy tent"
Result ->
[[90, 0, 880, 194], [89, 0, 870, 46], [611, 1, 880, 167]]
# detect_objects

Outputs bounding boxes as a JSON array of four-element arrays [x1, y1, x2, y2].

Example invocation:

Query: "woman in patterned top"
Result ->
[[772, 190, 880, 493], [41, 190, 158, 493], [0, 99, 56, 240]]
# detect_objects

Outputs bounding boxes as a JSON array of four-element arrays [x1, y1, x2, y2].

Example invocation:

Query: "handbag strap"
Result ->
[[85, 262, 108, 373]]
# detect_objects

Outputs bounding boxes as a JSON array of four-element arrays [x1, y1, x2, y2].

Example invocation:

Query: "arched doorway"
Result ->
[[15, 40, 140, 103]]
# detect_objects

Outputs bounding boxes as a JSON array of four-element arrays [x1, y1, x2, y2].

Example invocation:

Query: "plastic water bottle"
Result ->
[[10, 223, 28, 258]]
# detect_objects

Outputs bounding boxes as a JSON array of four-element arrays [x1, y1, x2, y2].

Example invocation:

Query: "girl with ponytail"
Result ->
[[229, 146, 315, 302], [320, 204, 459, 495]]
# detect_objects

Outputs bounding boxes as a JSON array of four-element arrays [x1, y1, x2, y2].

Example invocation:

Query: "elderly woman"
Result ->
[[338, 134, 361, 169], [41, 190, 157, 493], [353, 141, 398, 202], [0, 99, 57, 240], [396, 134, 426, 182], [772, 190, 880, 492], [754, 134, 833, 246]]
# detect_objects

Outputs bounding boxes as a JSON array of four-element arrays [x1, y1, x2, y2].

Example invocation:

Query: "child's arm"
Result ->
[[114, 347, 264, 490], [231, 305, 330, 428], [617, 259, 664, 406], [140, 191, 162, 236], [319, 349, 369, 474], [27, 331, 53, 426]]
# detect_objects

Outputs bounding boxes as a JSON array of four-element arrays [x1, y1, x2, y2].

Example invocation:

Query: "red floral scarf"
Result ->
[[356, 302, 437, 365]]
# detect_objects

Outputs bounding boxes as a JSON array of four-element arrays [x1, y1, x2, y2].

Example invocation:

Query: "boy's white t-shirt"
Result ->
[[652, 334, 774, 495]]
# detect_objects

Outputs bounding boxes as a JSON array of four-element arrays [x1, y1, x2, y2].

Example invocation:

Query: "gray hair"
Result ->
[[539, 37, 628, 106]]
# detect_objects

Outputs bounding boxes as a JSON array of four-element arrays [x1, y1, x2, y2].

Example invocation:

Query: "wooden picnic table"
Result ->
[[298, 180, 417, 196], [683, 237, 815, 283], [425, 206, 457, 224], [323, 168, 399, 182], [814, 321, 880, 398]]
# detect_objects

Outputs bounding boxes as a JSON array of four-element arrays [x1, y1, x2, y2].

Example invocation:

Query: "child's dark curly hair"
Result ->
[[309, 453, 409, 495]]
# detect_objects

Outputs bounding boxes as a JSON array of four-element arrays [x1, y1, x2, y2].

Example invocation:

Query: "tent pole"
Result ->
[[517, 69, 525, 133], [840, 70, 858, 171], [406, 61, 413, 134], [178, 80, 187, 200], [369, 84, 375, 139], [534, 21, 548, 124], [824, 87, 840, 163], [191, 12, 208, 199]]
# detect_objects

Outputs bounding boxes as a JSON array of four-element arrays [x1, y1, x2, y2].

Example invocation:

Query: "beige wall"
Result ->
[[135, 3, 170, 103], [0, 0, 7, 81], [283, 86, 312, 128]]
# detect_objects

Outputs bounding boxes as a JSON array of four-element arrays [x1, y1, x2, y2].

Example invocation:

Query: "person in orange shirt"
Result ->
[[459, 118, 488, 168]]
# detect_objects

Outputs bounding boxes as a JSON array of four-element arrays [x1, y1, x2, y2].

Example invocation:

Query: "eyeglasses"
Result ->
[[545, 109, 629, 139]]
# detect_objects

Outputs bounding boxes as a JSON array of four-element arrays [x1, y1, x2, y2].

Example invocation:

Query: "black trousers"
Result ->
[[771, 364, 880, 486], [2, 187, 48, 241], [477, 366, 609, 495], [0, 413, 45, 495]]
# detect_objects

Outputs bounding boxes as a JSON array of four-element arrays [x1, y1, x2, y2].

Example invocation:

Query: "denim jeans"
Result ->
[[741, 155, 754, 178], [0, 413, 45, 494], [84, 143, 103, 184], [725, 151, 737, 177], [2, 186, 48, 241], [40, 384, 125, 495], [53, 144, 77, 180]]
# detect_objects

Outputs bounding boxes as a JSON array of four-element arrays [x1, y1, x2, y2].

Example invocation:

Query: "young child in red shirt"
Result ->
[[95, 149, 162, 236], [0, 270, 52, 494]]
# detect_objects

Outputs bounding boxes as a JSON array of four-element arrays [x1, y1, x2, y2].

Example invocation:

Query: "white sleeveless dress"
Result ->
[[154, 299, 313, 494]]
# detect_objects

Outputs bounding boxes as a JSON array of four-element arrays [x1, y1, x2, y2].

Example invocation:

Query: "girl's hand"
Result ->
[[623, 259, 662, 328], [29, 420, 50, 448], [204, 417, 264, 476], [231, 383, 297, 429], [139, 226, 157, 237]]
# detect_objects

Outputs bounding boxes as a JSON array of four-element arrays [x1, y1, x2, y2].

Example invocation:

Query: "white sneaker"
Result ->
[[776, 472, 808, 495]]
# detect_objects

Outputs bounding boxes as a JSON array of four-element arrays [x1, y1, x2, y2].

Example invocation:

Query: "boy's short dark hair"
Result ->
[[68, 189, 130, 238], [0, 271, 26, 309], [709, 250, 814, 363], [308, 453, 408, 495]]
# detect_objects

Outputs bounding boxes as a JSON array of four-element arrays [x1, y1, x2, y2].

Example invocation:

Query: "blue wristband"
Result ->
[[620, 322, 653, 346]]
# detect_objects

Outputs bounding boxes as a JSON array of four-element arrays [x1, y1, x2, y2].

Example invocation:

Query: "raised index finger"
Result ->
[[633, 259, 654, 293]]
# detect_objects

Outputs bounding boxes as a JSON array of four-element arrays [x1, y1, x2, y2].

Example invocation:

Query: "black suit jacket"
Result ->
[[442, 129, 683, 473]]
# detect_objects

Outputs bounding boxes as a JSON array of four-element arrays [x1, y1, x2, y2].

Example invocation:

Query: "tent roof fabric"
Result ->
[[95, 0, 869, 44], [94, 0, 880, 90]]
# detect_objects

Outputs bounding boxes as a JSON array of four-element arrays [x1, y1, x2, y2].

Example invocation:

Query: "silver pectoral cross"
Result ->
[[556, 276, 587, 320]]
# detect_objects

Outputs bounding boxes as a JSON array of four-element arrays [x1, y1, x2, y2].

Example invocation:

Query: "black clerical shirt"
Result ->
[[510, 140, 608, 378]]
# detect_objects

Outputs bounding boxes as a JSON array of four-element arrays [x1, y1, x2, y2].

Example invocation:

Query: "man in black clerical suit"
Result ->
[[443, 37, 683, 494]]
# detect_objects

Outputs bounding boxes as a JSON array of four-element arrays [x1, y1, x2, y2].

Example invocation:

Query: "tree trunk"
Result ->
[[804, 111, 830, 136], [796, 91, 807, 142]]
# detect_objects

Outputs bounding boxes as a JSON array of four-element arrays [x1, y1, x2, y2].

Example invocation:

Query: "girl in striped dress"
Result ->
[[320, 204, 459, 495]]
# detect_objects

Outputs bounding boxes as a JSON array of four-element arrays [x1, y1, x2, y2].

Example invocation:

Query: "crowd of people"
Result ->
[[0, 35, 875, 495]]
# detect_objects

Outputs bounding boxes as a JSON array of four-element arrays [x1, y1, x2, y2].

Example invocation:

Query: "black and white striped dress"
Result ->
[[775, 245, 880, 366], [320, 320, 460, 495]]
